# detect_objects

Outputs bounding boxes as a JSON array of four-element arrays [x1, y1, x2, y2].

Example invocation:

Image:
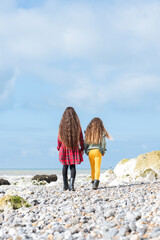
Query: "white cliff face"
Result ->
[[101, 151, 160, 186], [100, 169, 116, 182], [114, 158, 137, 178]]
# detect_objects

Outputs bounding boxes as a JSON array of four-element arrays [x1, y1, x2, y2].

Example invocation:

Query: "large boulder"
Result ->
[[134, 151, 160, 179], [0, 179, 10, 186], [32, 174, 57, 183]]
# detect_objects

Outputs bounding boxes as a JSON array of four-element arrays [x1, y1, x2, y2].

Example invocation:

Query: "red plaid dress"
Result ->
[[57, 130, 84, 165]]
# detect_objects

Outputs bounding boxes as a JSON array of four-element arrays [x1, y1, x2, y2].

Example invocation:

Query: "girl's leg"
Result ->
[[70, 165, 76, 178], [69, 165, 76, 191], [88, 151, 95, 181], [95, 151, 102, 180], [62, 165, 69, 190], [62, 165, 68, 177], [93, 150, 102, 190]]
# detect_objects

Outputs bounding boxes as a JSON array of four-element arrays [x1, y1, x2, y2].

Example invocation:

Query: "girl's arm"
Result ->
[[57, 135, 62, 151], [101, 136, 107, 155], [80, 129, 84, 152], [84, 142, 89, 155]]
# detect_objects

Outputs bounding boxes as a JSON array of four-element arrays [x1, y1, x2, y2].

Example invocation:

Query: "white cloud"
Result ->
[[1, 0, 160, 64], [0, 0, 160, 110], [0, 2, 96, 63], [62, 74, 160, 110], [101, 74, 160, 104]]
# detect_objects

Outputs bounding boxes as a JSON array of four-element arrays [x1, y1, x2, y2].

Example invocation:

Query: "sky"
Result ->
[[0, 0, 160, 169]]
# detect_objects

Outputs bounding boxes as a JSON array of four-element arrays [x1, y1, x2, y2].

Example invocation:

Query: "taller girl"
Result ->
[[57, 107, 84, 191], [84, 118, 113, 190]]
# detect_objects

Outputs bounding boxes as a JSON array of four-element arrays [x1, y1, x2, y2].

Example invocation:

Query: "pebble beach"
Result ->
[[0, 175, 160, 240]]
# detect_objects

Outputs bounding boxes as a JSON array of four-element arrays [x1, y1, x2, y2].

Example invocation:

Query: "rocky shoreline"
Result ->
[[0, 177, 160, 240]]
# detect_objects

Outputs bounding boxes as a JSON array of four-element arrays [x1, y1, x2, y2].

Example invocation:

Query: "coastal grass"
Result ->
[[0, 195, 31, 210]]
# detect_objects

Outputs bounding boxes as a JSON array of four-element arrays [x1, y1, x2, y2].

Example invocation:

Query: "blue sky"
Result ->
[[0, 0, 160, 169]]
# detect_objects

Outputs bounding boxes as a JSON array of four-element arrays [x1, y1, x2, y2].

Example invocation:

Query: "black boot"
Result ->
[[93, 179, 99, 190], [63, 176, 69, 191], [69, 178, 75, 191]]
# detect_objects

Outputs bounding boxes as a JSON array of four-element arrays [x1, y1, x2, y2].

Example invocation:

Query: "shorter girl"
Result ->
[[57, 107, 84, 191], [84, 118, 113, 189]]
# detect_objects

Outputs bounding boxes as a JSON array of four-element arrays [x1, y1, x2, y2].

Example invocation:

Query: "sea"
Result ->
[[0, 169, 106, 177]]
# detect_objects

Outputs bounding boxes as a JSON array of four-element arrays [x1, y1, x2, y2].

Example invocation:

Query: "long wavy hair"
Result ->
[[85, 117, 112, 144], [58, 107, 81, 149]]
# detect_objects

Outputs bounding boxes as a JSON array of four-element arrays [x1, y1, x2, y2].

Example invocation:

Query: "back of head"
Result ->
[[59, 107, 81, 149], [85, 117, 111, 144]]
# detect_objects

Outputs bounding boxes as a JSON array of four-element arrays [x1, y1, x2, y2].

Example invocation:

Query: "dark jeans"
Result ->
[[62, 165, 76, 179]]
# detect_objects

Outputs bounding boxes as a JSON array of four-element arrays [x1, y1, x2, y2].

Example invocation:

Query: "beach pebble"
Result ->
[[130, 234, 140, 240], [0, 229, 4, 238], [129, 221, 137, 232], [0, 214, 4, 224], [8, 228, 17, 236], [118, 225, 130, 237], [149, 228, 160, 238], [104, 228, 118, 238], [104, 210, 115, 218], [0, 175, 160, 240], [126, 211, 141, 222]]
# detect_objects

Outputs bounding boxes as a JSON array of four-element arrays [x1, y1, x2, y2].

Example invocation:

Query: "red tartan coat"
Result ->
[[57, 130, 84, 165]]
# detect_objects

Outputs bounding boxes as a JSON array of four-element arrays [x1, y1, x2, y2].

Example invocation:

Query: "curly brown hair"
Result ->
[[58, 107, 81, 149], [85, 117, 112, 144]]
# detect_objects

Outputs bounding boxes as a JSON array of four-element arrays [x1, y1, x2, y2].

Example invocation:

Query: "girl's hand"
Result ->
[[79, 149, 84, 155], [109, 135, 114, 140]]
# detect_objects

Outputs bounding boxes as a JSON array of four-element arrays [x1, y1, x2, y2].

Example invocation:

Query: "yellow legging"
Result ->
[[88, 149, 102, 181]]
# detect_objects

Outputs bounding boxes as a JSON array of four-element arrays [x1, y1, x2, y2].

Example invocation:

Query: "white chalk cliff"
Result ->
[[100, 151, 160, 186]]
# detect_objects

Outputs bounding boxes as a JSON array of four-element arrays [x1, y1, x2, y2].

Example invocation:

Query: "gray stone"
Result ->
[[126, 211, 141, 222], [92, 198, 103, 204], [134, 211, 142, 220], [0, 229, 4, 238], [156, 192, 160, 200], [8, 228, 17, 236], [0, 214, 4, 224], [150, 228, 160, 238], [83, 228, 90, 233], [118, 226, 130, 237], [70, 226, 79, 234], [136, 225, 147, 235], [104, 210, 115, 218], [129, 221, 137, 232], [104, 228, 118, 238], [85, 207, 95, 213], [152, 227, 160, 232]]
